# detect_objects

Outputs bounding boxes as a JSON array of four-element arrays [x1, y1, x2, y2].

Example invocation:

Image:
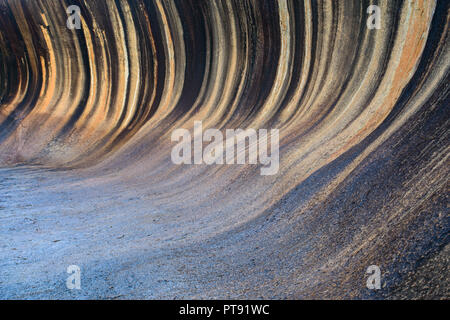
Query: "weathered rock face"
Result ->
[[0, 0, 448, 299]]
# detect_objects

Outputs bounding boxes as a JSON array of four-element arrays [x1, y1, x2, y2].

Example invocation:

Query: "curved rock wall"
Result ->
[[0, 0, 448, 299]]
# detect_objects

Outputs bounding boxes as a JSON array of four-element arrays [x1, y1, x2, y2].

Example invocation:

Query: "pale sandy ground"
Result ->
[[1, 162, 448, 300]]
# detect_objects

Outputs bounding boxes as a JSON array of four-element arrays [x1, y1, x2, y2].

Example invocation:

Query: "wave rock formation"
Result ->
[[0, 0, 449, 299]]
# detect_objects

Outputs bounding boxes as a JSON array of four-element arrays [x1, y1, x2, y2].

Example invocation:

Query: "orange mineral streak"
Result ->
[[329, 0, 434, 163]]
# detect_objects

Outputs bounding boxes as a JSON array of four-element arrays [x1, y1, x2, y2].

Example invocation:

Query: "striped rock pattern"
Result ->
[[0, 0, 448, 299]]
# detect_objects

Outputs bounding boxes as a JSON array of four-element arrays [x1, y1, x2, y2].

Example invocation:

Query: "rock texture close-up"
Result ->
[[0, 0, 448, 299]]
